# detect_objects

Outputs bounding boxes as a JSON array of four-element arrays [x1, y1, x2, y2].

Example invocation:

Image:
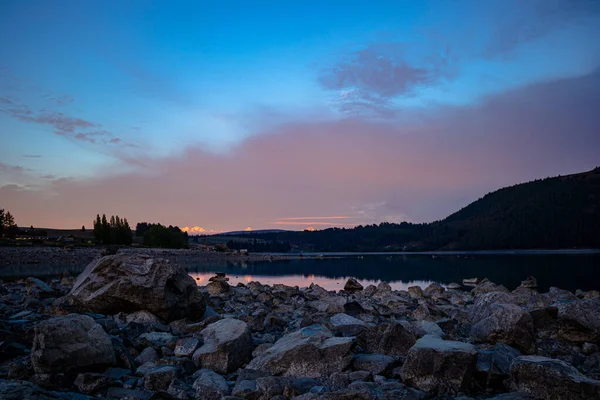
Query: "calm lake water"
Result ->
[[188, 252, 600, 292], [3, 253, 600, 292]]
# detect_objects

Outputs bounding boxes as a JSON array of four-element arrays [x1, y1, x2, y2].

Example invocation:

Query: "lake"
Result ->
[[183, 252, 600, 292], [2, 253, 599, 292]]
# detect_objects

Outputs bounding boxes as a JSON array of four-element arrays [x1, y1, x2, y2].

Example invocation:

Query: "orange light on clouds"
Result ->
[[244, 226, 253, 231], [181, 226, 223, 235], [245, 275, 252, 282], [305, 227, 315, 231], [181, 226, 206, 233]]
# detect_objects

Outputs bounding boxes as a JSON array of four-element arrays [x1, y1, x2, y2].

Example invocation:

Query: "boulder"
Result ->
[[556, 299, 600, 344], [231, 379, 260, 399], [471, 303, 536, 354], [168, 378, 194, 399], [144, 365, 180, 391], [376, 281, 392, 293], [192, 318, 253, 374], [193, 369, 230, 400], [357, 323, 416, 356], [408, 286, 424, 299], [329, 313, 366, 336], [135, 347, 159, 365], [246, 324, 354, 378], [344, 278, 363, 293], [125, 310, 163, 325], [519, 276, 537, 289], [206, 280, 231, 295], [175, 337, 201, 357], [31, 314, 115, 376], [510, 355, 600, 400], [424, 283, 445, 298], [471, 279, 510, 296], [67, 254, 205, 322], [363, 285, 377, 296], [401, 334, 477, 395], [546, 287, 578, 302], [256, 376, 286, 399], [475, 343, 521, 390], [463, 277, 481, 286], [470, 292, 535, 354]]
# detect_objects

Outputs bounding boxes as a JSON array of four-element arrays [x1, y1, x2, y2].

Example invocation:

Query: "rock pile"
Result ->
[[1, 257, 600, 400]]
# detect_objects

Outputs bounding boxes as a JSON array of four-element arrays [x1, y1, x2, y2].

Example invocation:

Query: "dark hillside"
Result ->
[[224, 168, 600, 251], [432, 167, 600, 249]]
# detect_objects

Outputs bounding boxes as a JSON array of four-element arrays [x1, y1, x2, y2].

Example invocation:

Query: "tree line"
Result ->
[[227, 238, 292, 252], [93, 214, 133, 245], [0, 208, 18, 239], [135, 222, 189, 249]]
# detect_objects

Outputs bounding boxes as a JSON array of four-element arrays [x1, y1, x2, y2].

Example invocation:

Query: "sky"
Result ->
[[1, 0, 599, 232]]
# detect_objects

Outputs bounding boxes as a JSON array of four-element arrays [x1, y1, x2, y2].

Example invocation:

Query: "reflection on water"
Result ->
[[1, 253, 599, 292], [182, 253, 600, 292], [188, 271, 438, 291]]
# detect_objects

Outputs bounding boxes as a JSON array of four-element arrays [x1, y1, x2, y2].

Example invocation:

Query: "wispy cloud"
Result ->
[[319, 42, 455, 116], [0, 162, 26, 173], [1, 100, 122, 145], [22, 154, 42, 158]]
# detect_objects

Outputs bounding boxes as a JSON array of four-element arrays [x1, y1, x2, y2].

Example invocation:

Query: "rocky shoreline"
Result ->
[[0, 246, 293, 270], [1, 253, 600, 399]]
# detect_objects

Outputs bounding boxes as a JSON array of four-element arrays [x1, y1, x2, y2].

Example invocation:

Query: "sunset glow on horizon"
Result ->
[[1, 1, 599, 230]]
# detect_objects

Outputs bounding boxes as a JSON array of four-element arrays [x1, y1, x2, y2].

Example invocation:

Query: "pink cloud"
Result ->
[[2, 70, 599, 229]]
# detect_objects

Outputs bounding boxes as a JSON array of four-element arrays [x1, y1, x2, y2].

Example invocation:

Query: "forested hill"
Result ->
[[430, 167, 600, 249], [225, 168, 600, 251]]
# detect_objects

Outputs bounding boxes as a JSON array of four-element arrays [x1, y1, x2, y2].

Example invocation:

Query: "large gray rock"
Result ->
[[469, 292, 516, 323], [68, 254, 205, 322], [344, 278, 363, 293], [246, 324, 354, 378], [470, 292, 535, 354], [357, 323, 416, 356], [193, 369, 230, 400], [475, 343, 521, 390], [424, 283, 445, 299], [556, 299, 600, 344], [31, 314, 115, 376], [329, 313, 366, 336], [206, 280, 230, 295], [546, 287, 578, 302], [144, 365, 180, 391], [192, 318, 253, 374], [510, 355, 600, 400], [471, 279, 510, 296], [401, 334, 477, 395]]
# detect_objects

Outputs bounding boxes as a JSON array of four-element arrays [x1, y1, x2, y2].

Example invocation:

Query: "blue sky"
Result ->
[[1, 0, 599, 230]]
